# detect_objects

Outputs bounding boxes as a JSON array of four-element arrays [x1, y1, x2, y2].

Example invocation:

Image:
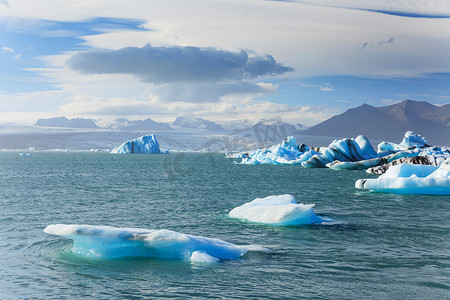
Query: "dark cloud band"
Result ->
[[67, 44, 293, 83]]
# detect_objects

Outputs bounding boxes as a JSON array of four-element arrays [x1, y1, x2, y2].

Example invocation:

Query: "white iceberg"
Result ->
[[355, 161, 450, 195], [377, 131, 429, 152], [44, 224, 268, 262], [229, 194, 325, 226], [111, 134, 168, 154], [240, 136, 318, 165]]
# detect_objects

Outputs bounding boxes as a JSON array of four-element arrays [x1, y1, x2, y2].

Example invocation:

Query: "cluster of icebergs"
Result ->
[[237, 131, 450, 195], [45, 194, 323, 262], [239, 131, 449, 170]]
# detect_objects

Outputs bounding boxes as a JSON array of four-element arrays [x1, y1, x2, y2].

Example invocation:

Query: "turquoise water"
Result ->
[[0, 152, 449, 299]]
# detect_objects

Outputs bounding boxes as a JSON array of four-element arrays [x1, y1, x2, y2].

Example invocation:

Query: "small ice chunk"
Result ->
[[229, 194, 324, 226], [190, 251, 219, 264]]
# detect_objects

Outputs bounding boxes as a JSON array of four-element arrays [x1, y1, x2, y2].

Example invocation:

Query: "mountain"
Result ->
[[171, 116, 225, 131], [35, 116, 99, 129], [116, 118, 173, 131], [302, 100, 450, 146]]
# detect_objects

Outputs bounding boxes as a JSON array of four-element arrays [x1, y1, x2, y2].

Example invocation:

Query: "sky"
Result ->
[[1, 0, 450, 127]]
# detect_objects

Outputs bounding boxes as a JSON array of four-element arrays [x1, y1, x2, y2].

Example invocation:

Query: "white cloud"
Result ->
[[2, 46, 14, 53], [288, 0, 450, 17], [1, 0, 449, 127], [319, 83, 333, 91]]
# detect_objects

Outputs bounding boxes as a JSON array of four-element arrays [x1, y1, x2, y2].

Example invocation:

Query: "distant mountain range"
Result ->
[[171, 116, 225, 131], [114, 118, 173, 131], [35, 117, 99, 129], [303, 100, 450, 146]]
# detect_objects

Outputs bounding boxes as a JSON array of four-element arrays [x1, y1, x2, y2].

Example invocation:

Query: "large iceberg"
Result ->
[[44, 224, 268, 262], [111, 134, 168, 154], [301, 135, 379, 168], [355, 161, 450, 195], [229, 194, 325, 226]]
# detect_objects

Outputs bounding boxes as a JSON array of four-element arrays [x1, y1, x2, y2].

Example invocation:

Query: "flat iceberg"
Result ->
[[111, 134, 168, 154], [44, 224, 268, 262], [229, 194, 325, 226], [355, 160, 450, 195]]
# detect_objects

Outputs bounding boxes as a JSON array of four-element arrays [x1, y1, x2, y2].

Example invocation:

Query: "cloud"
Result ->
[[155, 81, 274, 103], [66, 44, 293, 84], [319, 83, 333, 91], [0, 0, 8, 7], [281, 1, 450, 18], [2, 46, 14, 53]]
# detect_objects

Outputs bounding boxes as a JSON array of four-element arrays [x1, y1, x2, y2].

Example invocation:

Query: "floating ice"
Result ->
[[240, 136, 318, 165], [378, 131, 429, 152], [302, 135, 378, 168], [44, 224, 268, 262], [229, 194, 325, 226], [355, 161, 450, 195], [111, 134, 169, 154]]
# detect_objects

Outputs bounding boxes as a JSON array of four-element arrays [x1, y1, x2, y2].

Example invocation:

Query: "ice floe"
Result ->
[[111, 134, 169, 154], [355, 160, 450, 195], [44, 224, 268, 261], [229, 194, 325, 226]]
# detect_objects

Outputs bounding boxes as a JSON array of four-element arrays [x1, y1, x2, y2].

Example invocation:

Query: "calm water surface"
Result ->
[[0, 152, 449, 299]]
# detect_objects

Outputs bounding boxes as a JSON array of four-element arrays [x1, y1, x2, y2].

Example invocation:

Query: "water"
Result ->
[[0, 152, 449, 299]]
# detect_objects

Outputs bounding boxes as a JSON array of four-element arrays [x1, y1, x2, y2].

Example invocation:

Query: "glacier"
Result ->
[[355, 160, 450, 195], [229, 194, 325, 226], [44, 224, 269, 262], [111, 134, 169, 154]]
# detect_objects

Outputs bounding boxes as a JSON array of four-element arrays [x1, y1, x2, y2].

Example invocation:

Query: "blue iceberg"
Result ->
[[355, 160, 450, 195], [229, 194, 325, 226], [44, 224, 268, 262], [240, 136, 318, 165], [111, 134, 168, 154], [302, 135, 379, 168]]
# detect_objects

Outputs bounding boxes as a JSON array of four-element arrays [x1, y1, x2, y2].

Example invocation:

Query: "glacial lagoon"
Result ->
[[0, 152, 449, 299]]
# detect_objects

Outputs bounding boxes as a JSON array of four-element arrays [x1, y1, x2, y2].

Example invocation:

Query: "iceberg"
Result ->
[[302, 135, 378, 168], [111, 134, 169, 154], [229, 194, 325, 226], [377, 131, 429, 152], [44, 224, 269, 262], [240, 136, 318, 165], [355, 161, 450, 195], [366, 154, 449, 175]]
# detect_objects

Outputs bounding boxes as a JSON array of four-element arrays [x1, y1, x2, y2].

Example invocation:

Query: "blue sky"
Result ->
[[1, 0, 449, 126]]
